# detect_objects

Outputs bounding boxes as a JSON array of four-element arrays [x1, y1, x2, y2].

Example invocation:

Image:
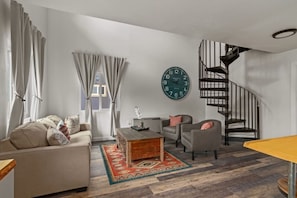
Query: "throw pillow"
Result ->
[[46, 115, 63, 126], [47, 127, 70, 146], [10, 122, 49, 149], [57, 120, 71, 140], [65, 114, 80, 134], [200, 121, 214, 130], [36, 117, 57, 128], [169, 115, 182, 127]]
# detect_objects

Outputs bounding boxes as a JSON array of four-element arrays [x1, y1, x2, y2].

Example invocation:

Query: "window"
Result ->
[[80, 72, 113, 111]]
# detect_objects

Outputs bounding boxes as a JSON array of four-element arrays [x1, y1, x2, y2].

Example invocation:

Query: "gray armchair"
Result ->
[[161, 114, 192, 147], [181, 119, 222, 160]]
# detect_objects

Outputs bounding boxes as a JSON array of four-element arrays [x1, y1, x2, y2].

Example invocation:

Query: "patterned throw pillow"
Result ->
[[200, 121, 214, 130], [47, 127, 70, 146], [169, 115, 182, 127], [65, 115, 80, 134], [57, 120, 71, 140]]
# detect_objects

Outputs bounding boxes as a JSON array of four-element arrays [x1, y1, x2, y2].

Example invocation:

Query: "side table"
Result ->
[[244, 135, 297, 198], [133, 117, 161, 132]]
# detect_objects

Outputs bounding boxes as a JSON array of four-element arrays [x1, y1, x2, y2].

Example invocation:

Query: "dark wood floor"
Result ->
[[41, 140, 288, 198]]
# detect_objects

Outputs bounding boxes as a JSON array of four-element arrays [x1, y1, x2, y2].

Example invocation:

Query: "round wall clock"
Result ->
[[161, 66, 190, 100]]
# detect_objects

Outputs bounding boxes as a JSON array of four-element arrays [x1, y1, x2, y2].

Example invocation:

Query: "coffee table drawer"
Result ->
[[131, 139, 161, 160]]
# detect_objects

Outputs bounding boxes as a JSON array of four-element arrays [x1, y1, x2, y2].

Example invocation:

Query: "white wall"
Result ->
[[245, 49, 297, 138], [0, 0, 10, 139], [46, 10, 205, 140]]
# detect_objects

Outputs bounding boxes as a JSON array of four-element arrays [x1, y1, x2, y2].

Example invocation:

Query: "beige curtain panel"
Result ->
[[8, 1, 32, 135], [72, 52, 102, 130], [31, 26, 46, 121], [103, 55, 127, 137]]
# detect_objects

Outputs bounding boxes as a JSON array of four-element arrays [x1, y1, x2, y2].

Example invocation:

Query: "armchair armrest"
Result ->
[[181, 123, 201, 133]]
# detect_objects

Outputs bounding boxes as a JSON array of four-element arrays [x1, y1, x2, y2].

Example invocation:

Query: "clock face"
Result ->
[[161, 66, 190, 100]]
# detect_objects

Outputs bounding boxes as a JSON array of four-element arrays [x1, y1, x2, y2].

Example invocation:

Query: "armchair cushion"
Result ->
[[169, 115, 182, 126], [201, 121, 214, 130]]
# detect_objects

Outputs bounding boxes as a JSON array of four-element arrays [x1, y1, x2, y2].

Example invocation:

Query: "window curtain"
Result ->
[[72, 52, 102, 130], [102, 55, 127, 137], [30, 26, 46, 121], [7, 1, 32, 135]]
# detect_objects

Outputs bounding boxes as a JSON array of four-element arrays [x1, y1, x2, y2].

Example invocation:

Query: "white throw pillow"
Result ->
[[46, 115, 63, 126], [65, 114, 80, 134], [36, 117, 57, 129], [47, 127, 70, 146]]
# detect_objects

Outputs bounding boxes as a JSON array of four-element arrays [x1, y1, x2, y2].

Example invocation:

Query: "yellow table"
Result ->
[[244, 135, 297, 198]]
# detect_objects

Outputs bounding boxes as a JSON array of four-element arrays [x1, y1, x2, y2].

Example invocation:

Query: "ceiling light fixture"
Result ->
[[272, 28, 297, 39]]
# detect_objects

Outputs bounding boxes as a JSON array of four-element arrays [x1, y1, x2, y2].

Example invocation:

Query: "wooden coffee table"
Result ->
[[116, 128, 164, 167]]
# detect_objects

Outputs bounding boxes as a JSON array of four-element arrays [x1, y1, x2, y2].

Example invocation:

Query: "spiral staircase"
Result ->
[[199, 40, 260, 145]]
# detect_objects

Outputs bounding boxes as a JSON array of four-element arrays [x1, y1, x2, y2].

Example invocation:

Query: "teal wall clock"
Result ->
[[161, 66, 190, 100]]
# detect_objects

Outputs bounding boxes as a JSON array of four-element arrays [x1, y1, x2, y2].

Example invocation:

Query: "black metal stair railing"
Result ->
[[198, 40, 260, 145]]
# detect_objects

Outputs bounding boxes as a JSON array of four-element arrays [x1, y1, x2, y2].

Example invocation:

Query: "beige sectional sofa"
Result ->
[[0, 115, 92, 198]]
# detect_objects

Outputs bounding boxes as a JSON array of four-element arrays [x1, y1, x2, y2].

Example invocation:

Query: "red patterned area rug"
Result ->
[[100, 144, 191, 185]]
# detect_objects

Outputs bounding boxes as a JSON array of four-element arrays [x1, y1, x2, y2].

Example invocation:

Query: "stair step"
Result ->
[[238, 47, 250, 53], [226, 127, 256, 133], [200, 87, 228, 91], [206, 66, 228, 74], [207, 103, 227, 108], [218, 110, 231, 116], [226, 119, 245, 124], [200, 78, 228, 83], [200, 96, 228, 99]]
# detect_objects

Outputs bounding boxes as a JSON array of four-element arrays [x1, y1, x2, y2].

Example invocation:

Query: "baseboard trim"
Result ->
[[225, 136, 258, 142], [92, 136, 116, 142]]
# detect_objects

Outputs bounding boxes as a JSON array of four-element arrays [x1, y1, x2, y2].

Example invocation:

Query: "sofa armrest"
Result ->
[[80, 123, 91, 131]]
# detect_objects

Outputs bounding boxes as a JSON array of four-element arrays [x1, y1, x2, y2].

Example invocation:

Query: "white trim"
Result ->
[[92, 136, 116, 142]]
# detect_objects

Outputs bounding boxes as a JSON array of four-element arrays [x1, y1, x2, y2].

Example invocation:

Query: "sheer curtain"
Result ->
[[7, 1, 32, 135], [72, 52, 102, 130], [102, 55, 127, 136], [30, 26, 46, 121]]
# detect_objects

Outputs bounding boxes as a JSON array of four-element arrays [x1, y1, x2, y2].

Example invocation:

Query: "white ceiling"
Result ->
[[22, 0, 297, 53]]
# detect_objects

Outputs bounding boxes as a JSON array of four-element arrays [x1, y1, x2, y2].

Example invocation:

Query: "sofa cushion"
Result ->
[[47, 127, 70, 146], [65, 114, 80, 134], [10, 122, 48, 149], [36, 117, 57, 128], [70, 132, 92, 145]]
